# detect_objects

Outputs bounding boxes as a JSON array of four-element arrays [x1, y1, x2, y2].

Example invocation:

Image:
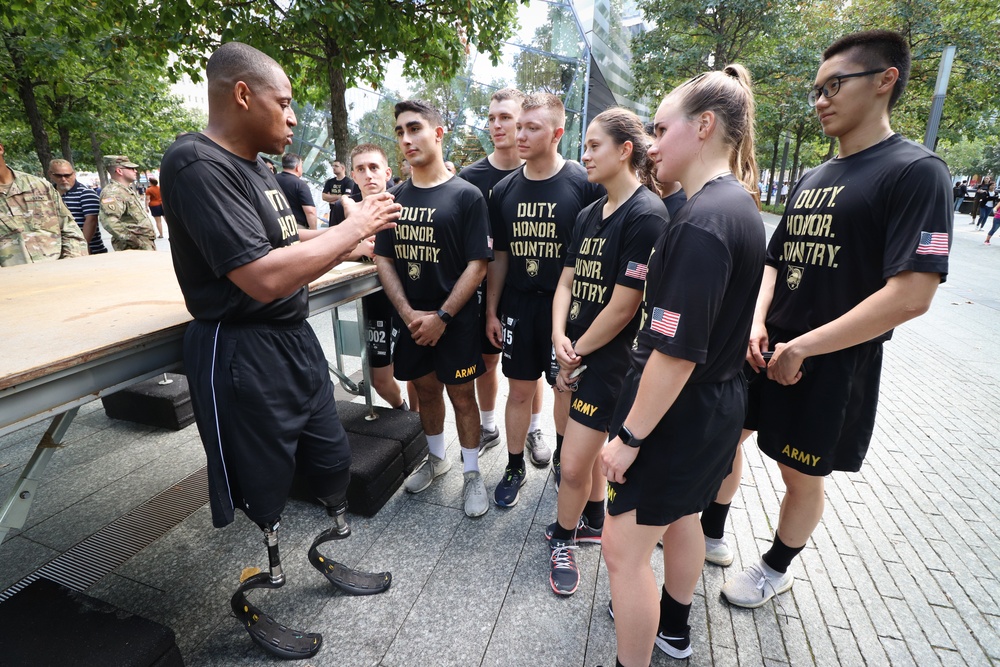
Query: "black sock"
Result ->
[[584, 500, 605, 529], [508, 451, 525, 471], [616, 659, 649, 667], [550, 521, 574, 541], [555, 433, 564, 463], [700, 501, 731, 539], [761, 533, 804, 574], [659, 587, 691, 637]]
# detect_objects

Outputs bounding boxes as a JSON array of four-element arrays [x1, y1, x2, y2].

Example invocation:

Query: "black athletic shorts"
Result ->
[[392, 300, 484, 384], [184, 319, 352, 529], [607, 370, 746, 526], [363, 291, 396, 369], [499, 288, 557, 384], [477, 281, 502, 356], [149, 204, 163, 217], [746, 331, 883, 476], [564, 324, 630, 432]]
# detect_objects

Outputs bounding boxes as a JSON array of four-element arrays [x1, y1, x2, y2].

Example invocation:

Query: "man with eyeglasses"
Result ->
[[718, 30, 952, 609], [0, 142, 86, 267], [98, 155, 157, 251], [49, 158, 108, 255]]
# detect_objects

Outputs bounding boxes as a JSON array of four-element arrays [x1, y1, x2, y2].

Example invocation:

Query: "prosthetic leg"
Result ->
[[230, 519, 323, 660], [308, 493, 392, 595]]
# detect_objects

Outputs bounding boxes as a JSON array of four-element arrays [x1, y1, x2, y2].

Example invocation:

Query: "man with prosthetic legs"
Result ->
[[160, 43, 399, 659]]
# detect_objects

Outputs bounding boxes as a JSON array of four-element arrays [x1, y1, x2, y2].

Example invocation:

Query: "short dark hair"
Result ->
[[207, 42, 283, 97], [394, 99, 444, 127], [149, 178, 158, 186], [350, 143, 388, 164], [823, 30, 910, 111], [281, 153, 302, 170]]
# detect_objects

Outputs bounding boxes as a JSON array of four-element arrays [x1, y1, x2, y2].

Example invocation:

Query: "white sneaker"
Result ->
[[720, 559, 793, 608], [403, 454, 451, 494], [463, 471, 489, 517], [705, 536, 734, 567]]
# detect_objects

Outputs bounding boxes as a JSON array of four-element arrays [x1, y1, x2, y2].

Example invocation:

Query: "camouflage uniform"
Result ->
[[99, 180, 157, 251], [0, 168, 86, 267]]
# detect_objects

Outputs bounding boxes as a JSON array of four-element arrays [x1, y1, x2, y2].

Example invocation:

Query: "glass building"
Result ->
[[288, 0, 650, 189]]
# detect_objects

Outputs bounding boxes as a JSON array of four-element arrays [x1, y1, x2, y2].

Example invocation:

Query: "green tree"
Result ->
[[168, 0, 526, 163]]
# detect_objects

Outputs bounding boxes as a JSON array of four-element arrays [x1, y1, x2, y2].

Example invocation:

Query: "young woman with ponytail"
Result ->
[[545, 108, 666, 596], [599, 64, 766, 665]]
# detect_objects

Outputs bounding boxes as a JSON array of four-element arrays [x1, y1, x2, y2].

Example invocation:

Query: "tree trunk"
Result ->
[[327, 58, 350, 164], [790, 123, 803, 186], [90, 130, 107, 188], [825, 137, 836, 162], [766, 136, 779, 206], [4, 32, 53, 172], [58, 125, 73, 161]]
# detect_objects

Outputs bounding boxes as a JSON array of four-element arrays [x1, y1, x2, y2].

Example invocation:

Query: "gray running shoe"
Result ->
[[705, 536, 734, 567], [720, 559, 793, 608], [525, 429, 552, 467], [463, 470, 489, 517], [403, 454, 451, 494], [463, 426, 501, 461]]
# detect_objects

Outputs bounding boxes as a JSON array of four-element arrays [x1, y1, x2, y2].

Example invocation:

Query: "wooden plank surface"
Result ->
[[0, 251, 375, 390]]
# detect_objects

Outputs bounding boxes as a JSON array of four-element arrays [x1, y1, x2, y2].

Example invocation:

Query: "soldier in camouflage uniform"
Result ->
[[99, 155, 157, 251], [0, 142, 86, 267]]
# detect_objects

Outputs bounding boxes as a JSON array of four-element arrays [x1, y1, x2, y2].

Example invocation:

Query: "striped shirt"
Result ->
[[61, 181, 107, 254]]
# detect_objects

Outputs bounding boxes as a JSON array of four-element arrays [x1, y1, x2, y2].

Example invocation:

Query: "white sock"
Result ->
[[529, 412, 541, 432], [481, 409, 495, 432], [462, 447, 480, 473], [427, 433, 446, 460]]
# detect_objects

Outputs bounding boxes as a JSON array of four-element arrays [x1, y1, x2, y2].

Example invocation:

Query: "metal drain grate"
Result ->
[[0, 466, 209, 602]]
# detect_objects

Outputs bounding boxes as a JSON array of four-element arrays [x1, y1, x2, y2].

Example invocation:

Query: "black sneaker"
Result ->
[[544, 516, 602, 544], [655, 626, 692, 659], [493, 465, 526, 507], [549, 538, 579, 596]]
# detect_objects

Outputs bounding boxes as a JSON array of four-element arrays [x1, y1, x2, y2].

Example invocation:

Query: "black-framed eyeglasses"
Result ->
[[807, 68, 886, 107]]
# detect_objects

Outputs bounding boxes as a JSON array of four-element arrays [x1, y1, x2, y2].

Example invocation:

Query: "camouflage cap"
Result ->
[[104, 155, 140, 169]]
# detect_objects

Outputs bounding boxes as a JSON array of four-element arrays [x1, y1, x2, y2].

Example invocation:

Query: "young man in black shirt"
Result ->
[[458, 88, 529, 459], [486, 93, 604, 507], [374, 100, 493, 517], [160, 42, 400, 660], [720, 30, 952, 609], [321, 160, 355, 203]]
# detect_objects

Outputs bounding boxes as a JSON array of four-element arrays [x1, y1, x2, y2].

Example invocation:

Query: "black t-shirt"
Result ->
[[274, 171, 315, 229], [374, 176, 491, 308], [632, 175, 766, 384], [490, 160, 604, 293], [457, 156, 522, 201], [160, 133, 306, 323], [328, 189, 365, 226], [323, 176, 355, 198], [765, 135, 952, 341], [953, 184, 965, 199], [564, 186, 665, 342], [662, 189, 687, 219]]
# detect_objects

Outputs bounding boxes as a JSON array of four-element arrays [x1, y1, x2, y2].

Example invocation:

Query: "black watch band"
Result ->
[[618, 424, 643, 448], [436, 309, 452, 324]]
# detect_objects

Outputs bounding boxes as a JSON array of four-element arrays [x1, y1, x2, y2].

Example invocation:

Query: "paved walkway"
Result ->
[[1, 211, 998, 666]]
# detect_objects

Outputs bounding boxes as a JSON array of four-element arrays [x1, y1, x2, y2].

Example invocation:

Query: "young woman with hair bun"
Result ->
[[600, 64, 766, 665]]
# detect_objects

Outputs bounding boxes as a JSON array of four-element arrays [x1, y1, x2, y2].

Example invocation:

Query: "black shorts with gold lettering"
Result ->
[[363, 291, 396, 369], [392, 300, 484, 384], [564, 324, 631, 432], [499, 288, 557, 384], [746, 329, 882, 476], [607, 370, 745, 526]]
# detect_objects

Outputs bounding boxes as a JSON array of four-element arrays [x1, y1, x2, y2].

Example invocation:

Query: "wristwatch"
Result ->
[[617, 424, 643, 448], [436, 309, 452, 324]]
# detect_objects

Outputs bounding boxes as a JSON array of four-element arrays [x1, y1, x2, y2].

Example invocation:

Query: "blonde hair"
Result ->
[[669, 64, 759, 207], [521, 93, 566, 129]]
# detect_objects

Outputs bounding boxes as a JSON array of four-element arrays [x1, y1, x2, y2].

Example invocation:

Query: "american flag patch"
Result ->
[[650, 307, 680, 337], [625, 261, 647, 280], [916, 231, 948, 256]]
